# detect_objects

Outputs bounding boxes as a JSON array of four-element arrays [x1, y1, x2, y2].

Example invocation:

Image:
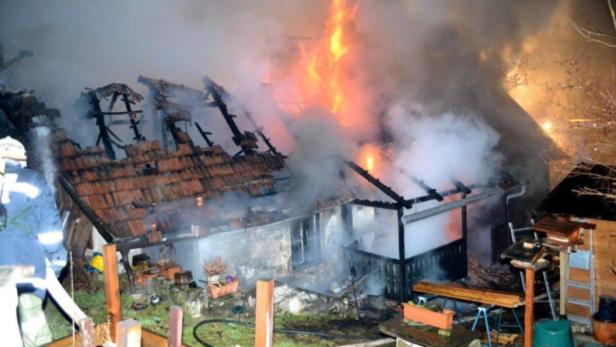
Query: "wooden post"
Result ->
[[255, 280, 275, 347], [103, 244, 121, 343], [524, 268, 535, 347], [117, 319, 141, 347], [168, 305, 183, 347], [79, 317, 95, 347], [559, 251, 568, 315]]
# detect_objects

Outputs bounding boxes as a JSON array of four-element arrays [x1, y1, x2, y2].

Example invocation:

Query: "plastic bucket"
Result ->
[[595, 295, 616, 323], [533, 320, 573, 347]]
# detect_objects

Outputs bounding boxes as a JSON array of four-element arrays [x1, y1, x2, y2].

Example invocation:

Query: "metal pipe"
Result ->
[[402, 190, 498, 224], [505, 184, 526, 223], [397, 207, 407, 303], [505, 184, 526, 206]]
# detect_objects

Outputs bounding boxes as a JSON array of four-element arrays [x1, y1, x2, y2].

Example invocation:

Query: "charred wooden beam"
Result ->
[[408, 176, 443, 201], [345, 161, 411, 208], [203, 76, 258, 155], [122, 93, 146, 142], [195, 122, 214, 147], [86, 91, 117, 160], [243, 110, 284, 157], [351, 199, 399, 210]]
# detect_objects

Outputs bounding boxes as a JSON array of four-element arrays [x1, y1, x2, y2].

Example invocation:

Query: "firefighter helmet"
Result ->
[[0, 136, 26, 162]]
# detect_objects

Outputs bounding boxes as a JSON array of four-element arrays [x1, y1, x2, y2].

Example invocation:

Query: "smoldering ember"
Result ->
[[1, 1, 616, 347]]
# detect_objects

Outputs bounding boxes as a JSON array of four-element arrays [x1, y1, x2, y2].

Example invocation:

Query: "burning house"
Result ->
[[5, 0, 614, 346]]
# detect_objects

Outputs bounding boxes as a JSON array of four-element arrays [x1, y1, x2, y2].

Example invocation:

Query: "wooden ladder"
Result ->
[[563, 227, 595, 327]]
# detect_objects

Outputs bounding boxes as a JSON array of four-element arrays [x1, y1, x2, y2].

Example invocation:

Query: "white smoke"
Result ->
[[353, 102, 503, 258], [31, 126, 57, 193]]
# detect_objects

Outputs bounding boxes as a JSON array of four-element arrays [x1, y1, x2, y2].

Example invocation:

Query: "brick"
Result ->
[[75, 183, 94, 196], [82, 170, 98, 181], [113, 190, 133, 206], [128, 208, 147, 220]]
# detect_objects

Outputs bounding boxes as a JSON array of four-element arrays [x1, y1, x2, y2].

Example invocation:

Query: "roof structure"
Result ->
[[539, 163, 616, 221], [483, 89, 567, 165], [53, 129, 286, 238]]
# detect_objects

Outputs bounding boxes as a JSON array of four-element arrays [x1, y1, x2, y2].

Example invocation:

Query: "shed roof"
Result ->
[[539, 163, 616, 221]]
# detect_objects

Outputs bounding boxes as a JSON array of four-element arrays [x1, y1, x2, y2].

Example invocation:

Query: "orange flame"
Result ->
[[267, 0, 383, 173], [358, 143, 381, 175], [295, 0, 356, 124]]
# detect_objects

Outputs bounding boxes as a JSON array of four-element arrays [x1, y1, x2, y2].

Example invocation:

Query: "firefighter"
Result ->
[[0, 136, 67, 346]]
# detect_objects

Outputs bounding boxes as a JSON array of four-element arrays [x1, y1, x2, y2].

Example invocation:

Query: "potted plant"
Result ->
[[402, 302, 454, 330], [204, 257, 239, 299]]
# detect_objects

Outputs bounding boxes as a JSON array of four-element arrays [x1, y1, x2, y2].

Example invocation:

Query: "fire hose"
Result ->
[[192, 318, 365, 347]]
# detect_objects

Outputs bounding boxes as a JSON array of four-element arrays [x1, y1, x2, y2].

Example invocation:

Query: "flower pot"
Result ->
[[208, 279, 239, 299], [402, 303, 454, 330], [593, 319, 616, 345], [158, 264, 181, 281]]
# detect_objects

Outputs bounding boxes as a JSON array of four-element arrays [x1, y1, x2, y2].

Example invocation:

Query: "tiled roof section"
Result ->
[[52, 128, 285, 238]]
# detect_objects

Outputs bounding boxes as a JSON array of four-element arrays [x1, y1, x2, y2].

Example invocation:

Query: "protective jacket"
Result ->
[[0, 163, 66, 297]]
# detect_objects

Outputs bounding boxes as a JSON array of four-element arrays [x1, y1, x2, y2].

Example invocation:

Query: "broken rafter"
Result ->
[[203, 76, 258, 155], [86, 90, 120, 160], [352, 198, 399, 210], [195, 122, 214, 147], [345, 161, 411, 208]]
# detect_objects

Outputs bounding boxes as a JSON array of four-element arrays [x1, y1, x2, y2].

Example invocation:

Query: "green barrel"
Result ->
[[533, 320, 573, 347]]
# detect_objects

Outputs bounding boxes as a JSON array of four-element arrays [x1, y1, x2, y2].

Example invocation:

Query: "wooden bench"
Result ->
[[413, 281, 524, 308], [413, 281, 524, 347]]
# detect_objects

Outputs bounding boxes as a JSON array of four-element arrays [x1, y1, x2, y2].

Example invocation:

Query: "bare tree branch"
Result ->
[[608, 0, 616, 34], [571, 20, 616, 48]]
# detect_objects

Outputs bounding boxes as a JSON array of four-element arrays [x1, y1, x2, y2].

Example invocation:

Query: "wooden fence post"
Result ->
[[524, 268, 535, 347], [117, 319, 141, 347], [79, 317, 95, 347], [168, 305, 183, 347], [103, 244, 122, 343], [255, 280, 275, 347]]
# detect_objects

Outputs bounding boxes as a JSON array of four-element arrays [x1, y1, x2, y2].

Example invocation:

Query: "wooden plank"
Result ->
[[569, 268, 590, 282], [412, 281, 523, 308], [567, 286, 591, 301], [378, 316, 480, 347], [48, 328, 177, 347], [168, 306, 183, 347], [532, 215, 588, 235], [255, 280, 275, 347], [335, 338, 396, 347], [79, 317, 95, 347], [566, 302, 591, 318], [524, 268, 535, 347], [142, 329, 174, 347], [103, 244, 121, 343], [118, 319, 141, 347], [560, 251, 568, 315]]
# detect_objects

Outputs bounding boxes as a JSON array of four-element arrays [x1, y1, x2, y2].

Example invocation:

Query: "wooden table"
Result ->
[[379, 317, 480, 347]]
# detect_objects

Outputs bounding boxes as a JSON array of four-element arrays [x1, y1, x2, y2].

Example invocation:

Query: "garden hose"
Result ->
[[192, 318, 365, 347]]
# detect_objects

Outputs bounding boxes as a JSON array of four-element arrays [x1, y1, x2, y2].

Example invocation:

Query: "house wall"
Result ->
[[145, 206, 346, 290], [146, 221, 293, 286]]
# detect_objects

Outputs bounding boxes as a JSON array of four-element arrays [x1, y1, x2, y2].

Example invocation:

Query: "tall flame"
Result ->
[[297, 0, 357, 124], [268, 0, 382, 172]]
